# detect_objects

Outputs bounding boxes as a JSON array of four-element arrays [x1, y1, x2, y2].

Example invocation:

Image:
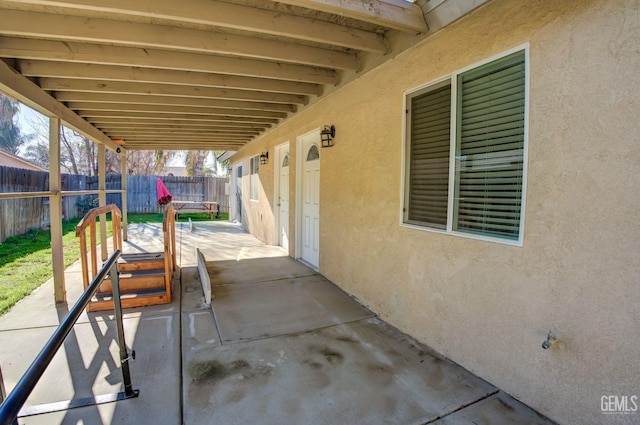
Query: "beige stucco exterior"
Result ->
[[229, 1, 640, 424]]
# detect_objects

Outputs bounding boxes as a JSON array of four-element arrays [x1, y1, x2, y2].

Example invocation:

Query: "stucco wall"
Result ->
[[230, 1, 640, 424]]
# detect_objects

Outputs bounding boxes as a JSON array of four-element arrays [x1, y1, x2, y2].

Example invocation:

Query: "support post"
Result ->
[[98, 144, 107, 260], [49, 117, 66, 304], [120, 151, 128, 241]]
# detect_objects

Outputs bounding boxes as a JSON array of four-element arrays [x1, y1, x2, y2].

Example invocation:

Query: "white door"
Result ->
[[278, 149, 290, 251], [301, 137, 320, 268]]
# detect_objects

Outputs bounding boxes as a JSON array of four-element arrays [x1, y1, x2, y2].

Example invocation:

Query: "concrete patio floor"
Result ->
[[0, 221, 557, 425]]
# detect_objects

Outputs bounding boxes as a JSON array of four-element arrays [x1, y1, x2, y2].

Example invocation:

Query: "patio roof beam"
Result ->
[[89, 120, 269, 130], [41, 78, 308, 105], [123, 142, 246, 150], [103, 130, 261, 138], [54, 93, 296, 113], [3, 0, 387, 53], [80, 111, 279, 125], [0, 9, 360, 70], [121, 135, 251, 141], [17, 61, 322, 96], [274, 0, 428, 33], [94, 123, 268, 131], [0, 38, 339, 84], [106, 134, 260, 141], [69, 103, 287, 119], [0, 59, 118, 150]]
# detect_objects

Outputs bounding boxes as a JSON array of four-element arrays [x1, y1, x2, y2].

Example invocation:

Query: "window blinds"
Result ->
[[453, 51, 526, 240], [407, 84, 451, 229]]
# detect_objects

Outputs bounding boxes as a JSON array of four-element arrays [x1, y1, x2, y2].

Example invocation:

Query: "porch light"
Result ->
[[259, 151, 269, 165], [320, 125, 335, 148]]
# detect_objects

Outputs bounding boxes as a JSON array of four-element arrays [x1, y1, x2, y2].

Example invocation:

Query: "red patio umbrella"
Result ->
[[156, 178, 172, 205]]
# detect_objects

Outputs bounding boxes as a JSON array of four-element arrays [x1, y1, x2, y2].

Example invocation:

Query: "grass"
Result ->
[[127, 211, 229, 223], [0, 219, 112, 315], [0, 212, 228, 316]]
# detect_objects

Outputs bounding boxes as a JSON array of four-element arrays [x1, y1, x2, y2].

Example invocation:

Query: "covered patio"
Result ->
[[3, 2, 638, 425], [0, 221, 555, 424]]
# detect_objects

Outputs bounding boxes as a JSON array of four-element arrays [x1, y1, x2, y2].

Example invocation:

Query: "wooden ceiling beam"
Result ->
[[68, 102, 287, 119], [0, 9, 359, 70], [4, 0, 387, 52], [79, 110, 279, 124], [55, 92, 296, 113], [118, 134, 251, 141], [0, 38, 338, 84], [103, 129, 261, 137], [274, 0, 428, 33], [17, 60, 322, 95], [40, 78, 308, 105], [123, 142, 245, 150], [97, 123, 266, 131], [89, 118, 269, 130]]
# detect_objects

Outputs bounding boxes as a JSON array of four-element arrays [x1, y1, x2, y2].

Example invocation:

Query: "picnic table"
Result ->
[[172, 200, 220, 219]]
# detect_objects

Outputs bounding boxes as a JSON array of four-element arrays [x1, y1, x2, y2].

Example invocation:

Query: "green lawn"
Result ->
[[0, 212, 228, 316], [0, 219, 89, 315], [127, 211, 229, 223]]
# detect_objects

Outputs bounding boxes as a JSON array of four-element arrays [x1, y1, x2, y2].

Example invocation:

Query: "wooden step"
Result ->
[[118, 252, 165, 272], [99, 269, 166, 293], [88, 288, 170, 312]]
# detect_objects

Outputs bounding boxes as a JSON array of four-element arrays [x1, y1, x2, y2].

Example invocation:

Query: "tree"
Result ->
[[184, 150, 210, 176], [126, 150, 165, 175], [0, 93, 31, 154], [22, 112, 121, 175]]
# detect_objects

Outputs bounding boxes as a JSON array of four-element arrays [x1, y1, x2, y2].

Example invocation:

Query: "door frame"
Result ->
[[295, 128, 321, 264], [274, 142, 289, 252]]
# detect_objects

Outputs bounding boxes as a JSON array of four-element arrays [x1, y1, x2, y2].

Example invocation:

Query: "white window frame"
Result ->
[[400, 44, 529, 247], [250, 155, 259, 201]]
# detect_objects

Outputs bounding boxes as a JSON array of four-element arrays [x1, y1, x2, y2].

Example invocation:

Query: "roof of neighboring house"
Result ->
[[0, 150, 48, 172], [162, 166, 188, 177]]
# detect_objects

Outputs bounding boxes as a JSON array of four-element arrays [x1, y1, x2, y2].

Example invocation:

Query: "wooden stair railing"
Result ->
[[76, 204, 122, 290], [76, 203, 176, 312]]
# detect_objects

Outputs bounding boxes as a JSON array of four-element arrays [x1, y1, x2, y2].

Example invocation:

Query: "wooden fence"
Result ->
[[0, 166, 229, 242], [0, 166, 50, 242]]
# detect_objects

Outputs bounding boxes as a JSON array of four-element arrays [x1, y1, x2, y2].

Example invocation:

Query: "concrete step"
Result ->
[[118, 252, 165, 272]]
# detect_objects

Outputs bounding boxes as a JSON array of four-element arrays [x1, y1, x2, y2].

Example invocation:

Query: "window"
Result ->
[[306, 144, 320, 161], [404, 49, 527, 244], [250, 155, 259, 201]]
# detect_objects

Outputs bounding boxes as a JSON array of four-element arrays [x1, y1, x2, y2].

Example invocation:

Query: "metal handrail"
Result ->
[[0, 249, 139, 425]]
